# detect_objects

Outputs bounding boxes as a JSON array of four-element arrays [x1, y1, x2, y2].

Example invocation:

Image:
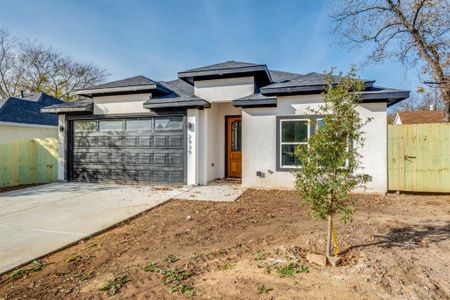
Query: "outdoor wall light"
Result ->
[[59, 125, 65, 132]]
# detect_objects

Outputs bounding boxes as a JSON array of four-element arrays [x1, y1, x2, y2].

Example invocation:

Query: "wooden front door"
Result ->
[[226, 116, 242, 178]]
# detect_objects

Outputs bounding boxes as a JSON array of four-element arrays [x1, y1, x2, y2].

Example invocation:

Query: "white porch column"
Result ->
[[187, 109, 200, 185], [58, 114, 67, 181]]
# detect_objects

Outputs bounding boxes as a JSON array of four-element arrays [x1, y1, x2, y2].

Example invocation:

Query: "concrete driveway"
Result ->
[[0, 182, 188, 274]]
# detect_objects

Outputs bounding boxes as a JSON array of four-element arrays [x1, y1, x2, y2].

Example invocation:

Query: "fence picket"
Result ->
[[388, 124, 450, 193], [0, 138, 58, 189]]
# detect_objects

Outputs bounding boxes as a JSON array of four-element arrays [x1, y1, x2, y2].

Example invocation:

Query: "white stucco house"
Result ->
[[0, 92, 63, 144], [42, 61, 409, 193]]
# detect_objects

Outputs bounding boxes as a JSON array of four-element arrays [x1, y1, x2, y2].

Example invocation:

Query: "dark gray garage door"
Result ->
[[70, 116, 185, 184]]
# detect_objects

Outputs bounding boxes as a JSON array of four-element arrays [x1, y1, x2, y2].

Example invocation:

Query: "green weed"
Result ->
[[66, 255, 81, 263], [254, 252, 267, 261], [143, 262, 161, 273], [256, 284, 273, 294], [217, 261, 234, 271], [167, 284, 194, 297], [74, 271, 95, 282], [11, 260, 46, 280], [276, 262, 309, 278], [99, 275, 130, 295], [164, 255, 179, 263]]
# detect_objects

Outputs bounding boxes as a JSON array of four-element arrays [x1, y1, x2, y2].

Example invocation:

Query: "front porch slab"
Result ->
[[175, 179, 246, 202]]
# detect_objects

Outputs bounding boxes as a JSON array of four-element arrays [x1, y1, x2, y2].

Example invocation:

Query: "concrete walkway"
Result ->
[[0, 182, 189, 274], [0, 181, 246, 274]]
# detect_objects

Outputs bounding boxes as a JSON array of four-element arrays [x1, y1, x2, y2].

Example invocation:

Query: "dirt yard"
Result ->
[[0, 189, 449, 299]]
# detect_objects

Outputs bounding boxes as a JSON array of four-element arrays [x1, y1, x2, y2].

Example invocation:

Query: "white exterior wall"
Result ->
[[0, 123, 57, 144], [242, 95, 388, 193], [201, 103, 241, 184], [194, 77, 255, 102], [93, 93, 151, 115], [187, 109, 200, 185], [58, 114, 66, 181]]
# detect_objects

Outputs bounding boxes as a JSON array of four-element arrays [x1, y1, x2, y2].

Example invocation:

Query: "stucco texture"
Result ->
[[241, 95, 387, 193]]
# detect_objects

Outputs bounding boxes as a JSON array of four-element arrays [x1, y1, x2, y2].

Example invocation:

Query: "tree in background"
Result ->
[[0, 29, 107, 101], [331, 0, 449, 121], [294, 70, 370, 259]]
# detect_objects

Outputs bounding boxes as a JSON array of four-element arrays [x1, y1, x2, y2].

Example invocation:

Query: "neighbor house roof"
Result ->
[[0, 93, 63, 126], [76, 75, 171, 97], [178, 60, 272, 86], [396, 111, 443, 124]]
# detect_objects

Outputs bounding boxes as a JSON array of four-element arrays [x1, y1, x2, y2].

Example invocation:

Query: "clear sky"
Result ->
[[0, 0, 419, 104]]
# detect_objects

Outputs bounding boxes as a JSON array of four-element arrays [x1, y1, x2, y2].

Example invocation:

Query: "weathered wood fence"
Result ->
[[388, 124, 450, 193], [0, 138, 58, 188]]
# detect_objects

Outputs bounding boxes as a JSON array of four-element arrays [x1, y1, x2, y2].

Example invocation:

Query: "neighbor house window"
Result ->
[[278, 118, 310, 169]]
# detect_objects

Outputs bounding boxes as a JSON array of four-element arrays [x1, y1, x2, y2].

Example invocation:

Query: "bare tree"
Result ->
[[0, 29, 107, 101], [331, 0, 450, 121]]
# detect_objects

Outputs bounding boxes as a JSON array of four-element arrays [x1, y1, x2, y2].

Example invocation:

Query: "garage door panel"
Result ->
[[71, 116, 185, 184]]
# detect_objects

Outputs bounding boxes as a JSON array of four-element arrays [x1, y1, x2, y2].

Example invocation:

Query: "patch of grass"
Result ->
[[74, 271, 95, 282], [98, 275, 130, 295], [83, 242, 97, 250], [11, 260, 46, 280], [256, 284, 273, 295], [217, 261, 234, 271], [11, 269, 26, 280], [190, 251, 203, 260], [29, 260, 45, 271], [162, 269, 193, 285], [164, 255, 179, 263], [66, 255, 81, 263], [167, 284, 194, 297], [143, 261, 195, 296], [144, 262, 161, 273], [254, 252, 267, 261], [276, 262, 309, 278]]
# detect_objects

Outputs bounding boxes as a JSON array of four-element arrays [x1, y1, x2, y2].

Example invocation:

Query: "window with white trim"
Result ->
[[279, 119, 310, 168]]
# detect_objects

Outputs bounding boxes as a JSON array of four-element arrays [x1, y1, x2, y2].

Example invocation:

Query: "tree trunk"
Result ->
[[442, 88, 450, 123], [326, 215, 333, 257]]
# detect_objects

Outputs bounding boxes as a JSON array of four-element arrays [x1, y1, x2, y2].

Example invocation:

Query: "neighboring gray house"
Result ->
[[43, 61, 409, 193], [0, 92, 63, 143]]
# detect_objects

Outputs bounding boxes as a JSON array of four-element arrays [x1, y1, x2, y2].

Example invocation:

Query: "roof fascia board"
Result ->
[[41, 105, 93, 114], [143, 100, 211, 109], [178, 65, 267, 78], [232, 98, 277, 108], [75, 84, 157, 96]]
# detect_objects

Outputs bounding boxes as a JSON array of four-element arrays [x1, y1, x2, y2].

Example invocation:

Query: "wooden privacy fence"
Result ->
[[388, 124, 450, 193], [0, 138, 58, 188]]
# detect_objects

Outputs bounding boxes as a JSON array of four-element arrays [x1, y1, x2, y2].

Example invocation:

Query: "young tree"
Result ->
[[294, 70, 370, 258], [331, 0, 449, 122], [0, 28, 107, 101]]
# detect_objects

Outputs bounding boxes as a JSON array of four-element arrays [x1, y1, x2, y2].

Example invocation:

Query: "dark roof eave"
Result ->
[[233, 98, 277, 108], [178, 65, 272, 85], [178, 65, 266, 78], [359, 90, 410, 101], [143, 100, 211, 109], [41, 101, 94, 114], [261, 81, 374, 96]]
